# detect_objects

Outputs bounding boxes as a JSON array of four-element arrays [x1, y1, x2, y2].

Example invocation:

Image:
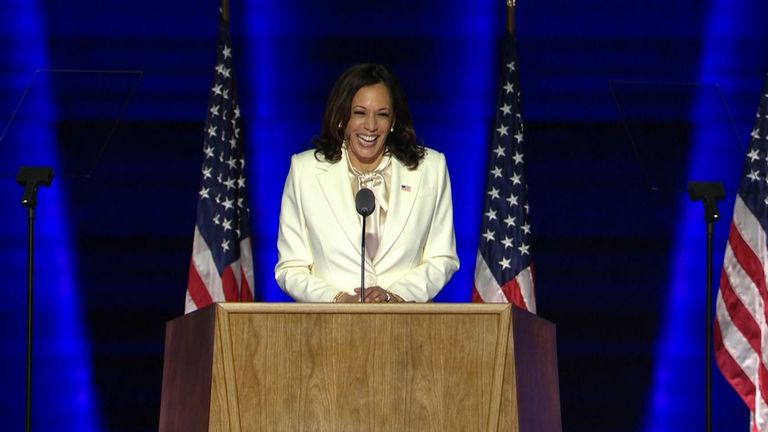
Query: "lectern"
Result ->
[[159, 303, 561, 431]]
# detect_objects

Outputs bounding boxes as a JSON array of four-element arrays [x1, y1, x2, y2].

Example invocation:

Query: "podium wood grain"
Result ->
[[159, 303, 561, 432]]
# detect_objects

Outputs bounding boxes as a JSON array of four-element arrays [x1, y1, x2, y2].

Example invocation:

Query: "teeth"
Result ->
[[358, 134, 377, 143]]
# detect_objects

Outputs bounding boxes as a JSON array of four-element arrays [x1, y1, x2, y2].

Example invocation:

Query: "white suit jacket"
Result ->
[[275, 146, 459, 302]]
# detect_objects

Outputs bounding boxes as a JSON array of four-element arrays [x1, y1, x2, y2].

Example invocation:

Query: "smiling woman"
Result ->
[[274, 63, 460, 304]]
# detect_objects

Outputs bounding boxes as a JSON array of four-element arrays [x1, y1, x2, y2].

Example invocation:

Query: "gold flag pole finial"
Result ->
[[506, 0, 515, 34], [222, 0, 230, 23]]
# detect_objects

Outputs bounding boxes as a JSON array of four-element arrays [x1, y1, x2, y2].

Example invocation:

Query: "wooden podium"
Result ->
[[159, 303, 561, 432]]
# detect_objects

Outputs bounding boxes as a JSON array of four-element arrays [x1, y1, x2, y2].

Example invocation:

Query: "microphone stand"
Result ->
[[16, 166, 54, 432], [360, 215, 367, 302], [355, 188, 374, 303], [687, 181, 724, 432]]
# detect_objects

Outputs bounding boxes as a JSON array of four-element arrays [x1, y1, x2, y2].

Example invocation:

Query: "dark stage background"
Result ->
[[1, 0, 767, 430]]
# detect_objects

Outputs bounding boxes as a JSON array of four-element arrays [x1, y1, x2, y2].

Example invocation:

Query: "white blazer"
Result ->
[[275, 146, 459, 302]]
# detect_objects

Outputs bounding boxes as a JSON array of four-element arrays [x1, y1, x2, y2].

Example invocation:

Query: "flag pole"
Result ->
[[506, 0, 515, 34], [221, 0, 229, 23]]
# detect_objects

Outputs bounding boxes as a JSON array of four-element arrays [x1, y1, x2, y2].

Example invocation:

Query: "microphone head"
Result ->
[[355, 188, 376, 217]]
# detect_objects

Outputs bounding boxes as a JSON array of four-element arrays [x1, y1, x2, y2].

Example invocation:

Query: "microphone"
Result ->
[[355, 188, 375, 217], [355, 188, 375, 302]]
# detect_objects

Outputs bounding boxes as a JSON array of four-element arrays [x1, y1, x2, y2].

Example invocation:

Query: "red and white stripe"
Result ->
[[472, 251, 536, 312], [716, 195, 768, 431], [185, 226, 254, 314]]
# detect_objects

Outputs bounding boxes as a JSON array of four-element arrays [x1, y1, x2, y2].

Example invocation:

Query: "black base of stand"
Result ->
[[687, 181, 724, 432], [16, 166, 53, 432]]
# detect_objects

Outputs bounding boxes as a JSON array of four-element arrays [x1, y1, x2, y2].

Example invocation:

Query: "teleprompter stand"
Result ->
[[16, 166, 53, 432], [611, 80, 743, 431], [0, 69, 142, 431], [688, 181, 724, 432]]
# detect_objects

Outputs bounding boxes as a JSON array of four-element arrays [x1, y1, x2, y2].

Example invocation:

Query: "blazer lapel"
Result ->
[[316, 157, 362, 255], [374, 158, 423, 263]]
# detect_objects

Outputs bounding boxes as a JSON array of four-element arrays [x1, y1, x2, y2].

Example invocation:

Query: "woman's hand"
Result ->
[[354, 286, 403, 303], [333, 292, 360, 303]]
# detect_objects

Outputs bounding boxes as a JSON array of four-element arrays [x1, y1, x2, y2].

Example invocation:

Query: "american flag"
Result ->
[[715, 75, 768, 430], [472, 33, 536, 312], [185, 11, 254, 314]]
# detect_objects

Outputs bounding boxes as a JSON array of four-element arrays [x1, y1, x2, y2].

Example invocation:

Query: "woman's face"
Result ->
[[344, 83, 393, 171]]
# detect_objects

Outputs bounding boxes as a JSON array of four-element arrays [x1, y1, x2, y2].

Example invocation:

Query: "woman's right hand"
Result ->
[[333, 292, 360, 303]]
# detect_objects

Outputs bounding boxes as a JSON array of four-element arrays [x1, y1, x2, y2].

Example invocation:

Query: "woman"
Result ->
[[275, 63, 459, 303]]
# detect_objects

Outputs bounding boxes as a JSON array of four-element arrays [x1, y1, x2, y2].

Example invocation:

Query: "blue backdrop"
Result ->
[[1, 0, 767, 430]]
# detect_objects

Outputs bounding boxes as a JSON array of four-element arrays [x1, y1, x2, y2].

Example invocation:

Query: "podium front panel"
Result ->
[[221, 304, 511, 431]]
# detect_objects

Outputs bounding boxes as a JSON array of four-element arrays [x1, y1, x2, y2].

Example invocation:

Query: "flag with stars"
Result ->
[[472, 32, 536, 312], [185, 11, 254, 314], [715, 75, 768, 430]]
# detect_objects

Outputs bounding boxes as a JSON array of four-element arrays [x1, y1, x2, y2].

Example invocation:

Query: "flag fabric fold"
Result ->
[[472, 32, 536, 313], [185, 12, 254, 314], [715, 74, 768, 431]]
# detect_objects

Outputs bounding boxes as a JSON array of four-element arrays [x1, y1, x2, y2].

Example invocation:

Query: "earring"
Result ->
[[390, 126, 394, 132], [338, 122, 343, 129]]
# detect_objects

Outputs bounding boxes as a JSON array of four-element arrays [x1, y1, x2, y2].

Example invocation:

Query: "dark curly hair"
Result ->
[[313, 64, 425, 169]]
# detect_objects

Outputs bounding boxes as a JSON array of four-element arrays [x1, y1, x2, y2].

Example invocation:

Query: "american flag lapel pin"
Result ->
[[401, 184, 411, 192]]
